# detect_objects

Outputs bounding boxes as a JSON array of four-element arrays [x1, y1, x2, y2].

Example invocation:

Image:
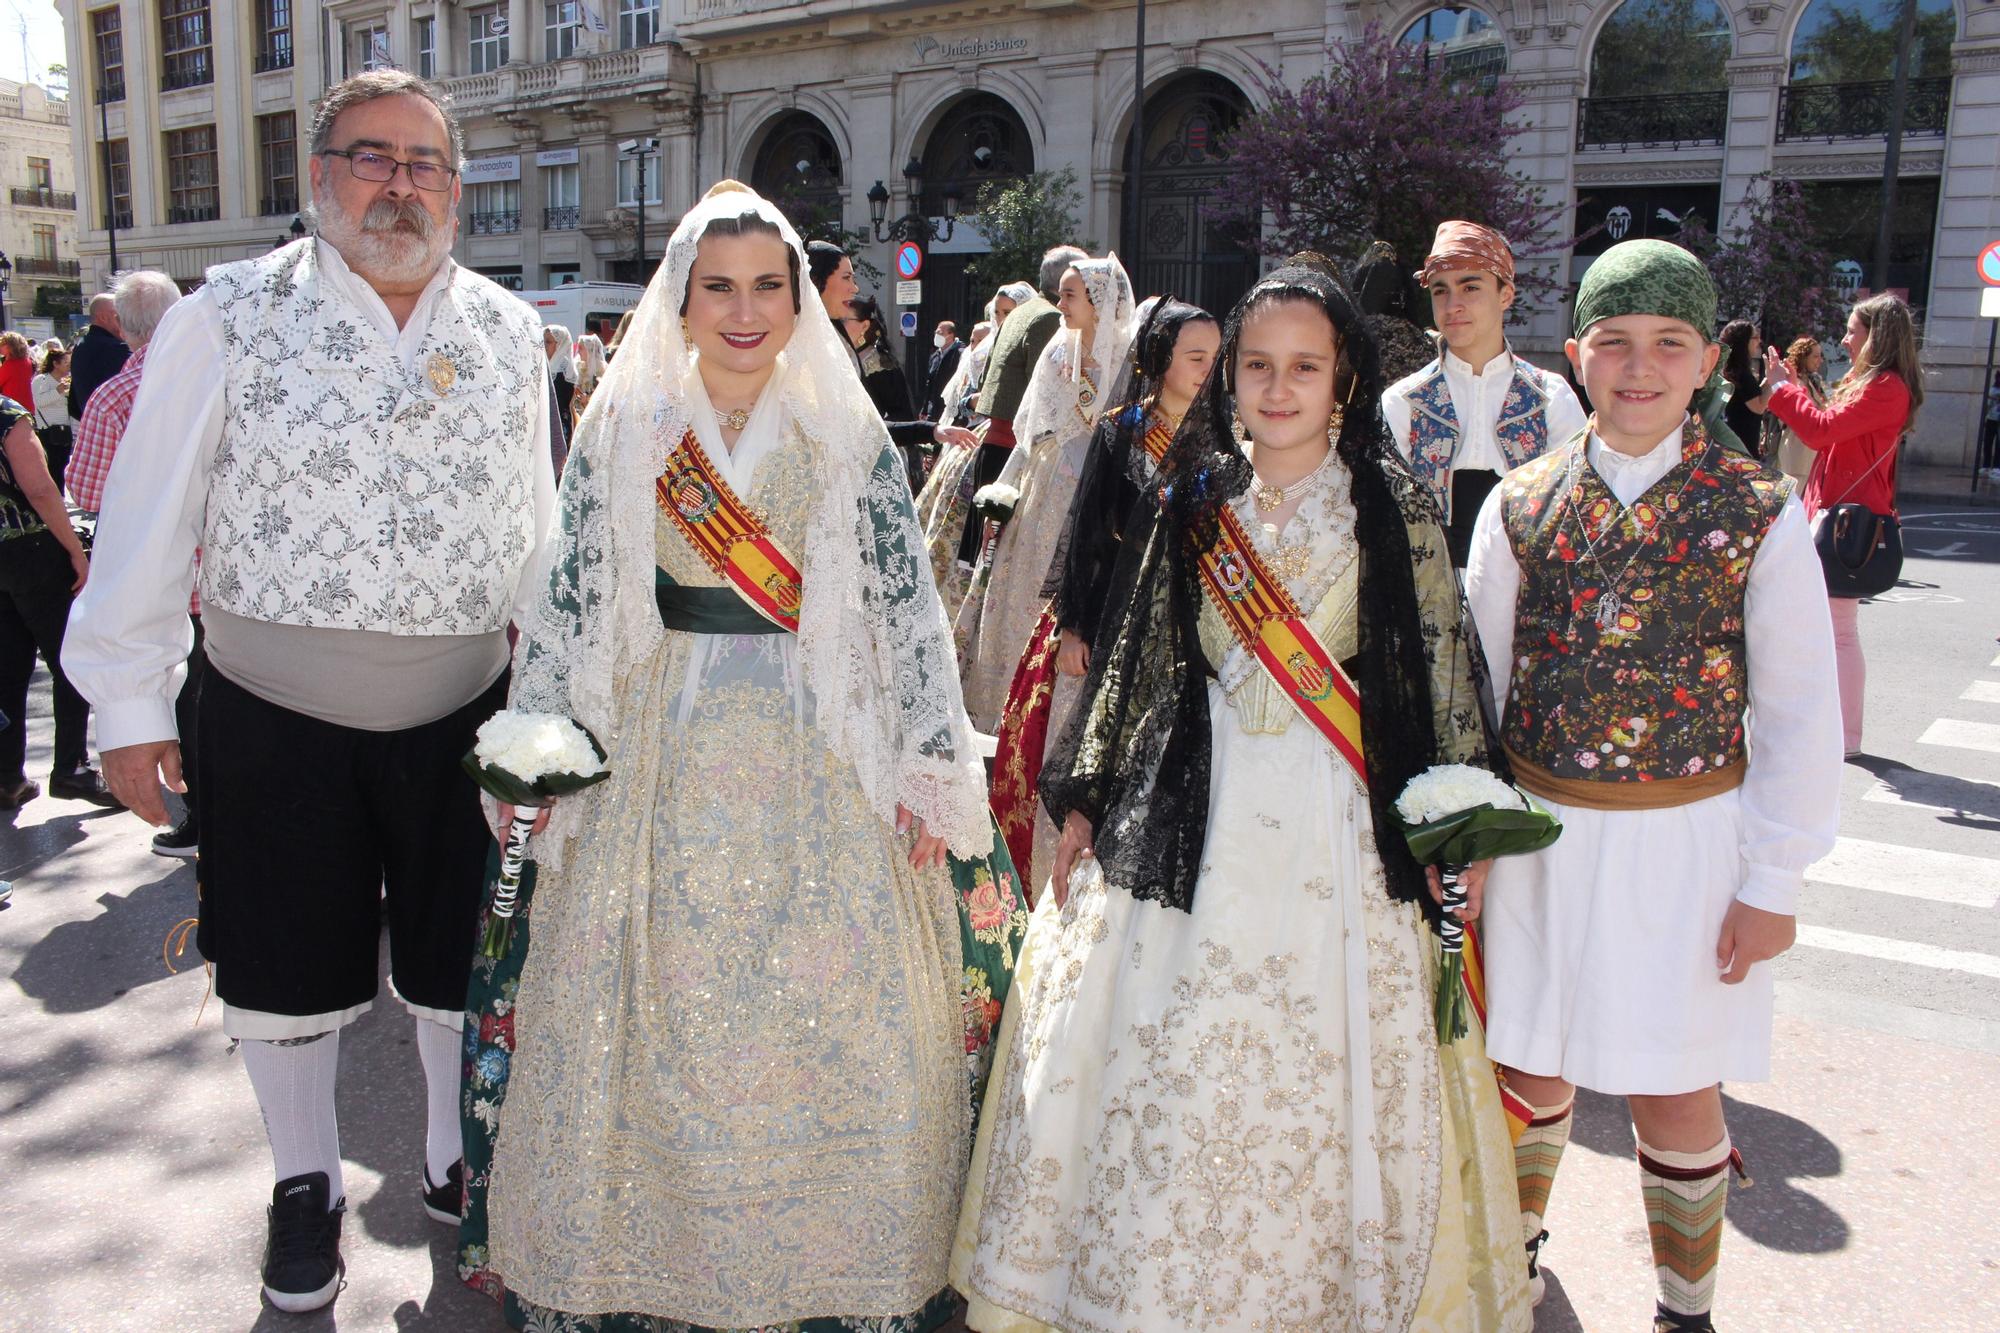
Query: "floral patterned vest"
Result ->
[[201, 242, 544, 634], [1406, 353, 1563, 520], [1498, 424, 1793, 788]]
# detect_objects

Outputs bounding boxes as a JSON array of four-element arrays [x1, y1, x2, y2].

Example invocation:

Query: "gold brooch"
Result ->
[[425, 352, 457, 394]]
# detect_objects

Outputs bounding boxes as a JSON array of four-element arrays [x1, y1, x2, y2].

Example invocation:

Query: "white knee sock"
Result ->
[[240, 1031, 344, 1203], [413, 1015, 463, 1183]]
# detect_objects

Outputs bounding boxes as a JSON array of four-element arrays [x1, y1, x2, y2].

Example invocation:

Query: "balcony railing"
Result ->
[[14, 257, 82, 277], [470, 210, 521, 235], [168, 203, 219, 223], [1576, 90, 1728, 150], [105, 209, 133, 229], [256, 42, 294, 73], [96, 80, 125, 104], [1776, 77, 1951, 143], [543, 205, 580, 230], [162, 55, 214, 91], [10, 187, 76, 209], [259, 192, 298, 217]]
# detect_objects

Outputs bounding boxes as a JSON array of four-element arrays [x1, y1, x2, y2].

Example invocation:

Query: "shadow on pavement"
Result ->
[[12, 864, 199, 1014], [1531, 1269, 1584, 1331], [1846, 752, 2000, 829], [1564, 1089, 1849, 1257], [0, 803, 123, 879]]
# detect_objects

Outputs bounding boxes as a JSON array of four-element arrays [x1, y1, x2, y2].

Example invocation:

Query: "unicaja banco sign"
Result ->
[[912, 33, 1031, 62]]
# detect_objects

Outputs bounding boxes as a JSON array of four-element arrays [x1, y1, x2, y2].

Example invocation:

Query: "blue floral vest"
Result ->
[[1405, 354, 1563, 520]]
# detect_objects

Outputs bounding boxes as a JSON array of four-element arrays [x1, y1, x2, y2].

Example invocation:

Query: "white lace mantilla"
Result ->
[[512, 185, 992, 864]]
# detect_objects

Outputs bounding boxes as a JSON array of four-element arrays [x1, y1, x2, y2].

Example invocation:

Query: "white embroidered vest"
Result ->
[[201, 242, 544, 635]]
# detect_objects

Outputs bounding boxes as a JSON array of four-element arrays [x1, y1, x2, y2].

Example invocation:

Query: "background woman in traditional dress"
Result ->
[[955, 256, 1531, 1333], [457, 182, 1025, 1333], [918, 283, 1035, 606], [986, 297, 1218, 894], [953, 257, 1135, 729]]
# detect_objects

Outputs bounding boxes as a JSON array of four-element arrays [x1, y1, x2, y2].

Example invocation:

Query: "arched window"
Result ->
[[1589, 0, 1731, 96], [748, 111, 843, 233], [1789, 0, 1955, 83], [918, 93, 1033, 217], [1399, 7, 1507, 94]]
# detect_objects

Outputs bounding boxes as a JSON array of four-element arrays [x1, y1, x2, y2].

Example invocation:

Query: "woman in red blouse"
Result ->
[[0, 333, 37, 411], [1764, 293, 1924, 756]]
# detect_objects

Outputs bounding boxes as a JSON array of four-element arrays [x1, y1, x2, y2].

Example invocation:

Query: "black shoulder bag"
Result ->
[[1812, 439, 1901, 599]]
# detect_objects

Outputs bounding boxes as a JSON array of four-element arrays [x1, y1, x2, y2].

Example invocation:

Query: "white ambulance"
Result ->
[[515, 282, 645, 346]]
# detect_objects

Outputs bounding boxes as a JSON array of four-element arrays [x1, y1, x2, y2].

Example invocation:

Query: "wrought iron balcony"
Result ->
[[543, 205, 580, 231], [168, 203, 219, 224], [256, 42, 294, 73], [1776, 77, 1951, 143], [13, 257, 81, 277], [470, 210, 521, 235], [1576, 90, 1728, 150], [162, 55, 214, 91], [105, 209, 133, 229], [259, 193, 298, 217], [96, 80, 125, 104], [10, 187, 76, 209]]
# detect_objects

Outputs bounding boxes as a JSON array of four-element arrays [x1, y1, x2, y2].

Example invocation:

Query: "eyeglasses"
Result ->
[[323, 148, 457, 192]]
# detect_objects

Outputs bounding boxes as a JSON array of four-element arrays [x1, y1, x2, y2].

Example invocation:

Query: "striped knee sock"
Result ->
[[1515, 1090, 1574, 1259], [1637, 1133, 1732, 1328]]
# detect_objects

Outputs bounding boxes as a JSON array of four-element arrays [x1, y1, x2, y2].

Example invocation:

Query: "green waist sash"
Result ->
[[655, 569, 790, 635]]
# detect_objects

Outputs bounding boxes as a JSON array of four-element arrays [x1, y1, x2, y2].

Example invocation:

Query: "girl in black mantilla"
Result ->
[[986, 297, 1218, 893], [954, 255, 1532, 1333]]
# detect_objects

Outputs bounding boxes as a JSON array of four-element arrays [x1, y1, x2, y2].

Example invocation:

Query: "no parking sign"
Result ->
[[1979, 241, 2000, 287], [895, 241, 924, 280]]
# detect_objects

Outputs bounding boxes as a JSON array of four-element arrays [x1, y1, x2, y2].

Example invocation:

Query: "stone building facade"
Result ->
[[55, 0, 2000, 463], [0, 79, 81, 331]]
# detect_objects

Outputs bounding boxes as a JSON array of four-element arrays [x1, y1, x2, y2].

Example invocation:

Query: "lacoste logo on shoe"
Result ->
[[284, 1183, 313, 1199]]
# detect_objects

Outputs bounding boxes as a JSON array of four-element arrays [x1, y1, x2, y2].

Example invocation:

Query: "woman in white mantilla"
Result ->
[[952, 258, 1135, 730], [954, 257, 1532, 1333], [456, 182, 1027, 1333]]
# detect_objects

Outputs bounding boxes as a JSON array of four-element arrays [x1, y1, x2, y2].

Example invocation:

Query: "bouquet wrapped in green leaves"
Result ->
[[1392, 763, 1563, 1040], [463, 711, 611, 958]]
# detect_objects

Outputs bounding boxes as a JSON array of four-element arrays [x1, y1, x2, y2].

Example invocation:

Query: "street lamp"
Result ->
[[0, 250, 12, 334], [619, 137, 659, 282], [866, 159, 959, 245]]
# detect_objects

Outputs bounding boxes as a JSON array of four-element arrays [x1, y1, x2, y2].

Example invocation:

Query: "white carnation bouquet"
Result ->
[[463, 710, 610, 957], [971, 482, 1021, 524], [1392, 763, 1561, 1040]]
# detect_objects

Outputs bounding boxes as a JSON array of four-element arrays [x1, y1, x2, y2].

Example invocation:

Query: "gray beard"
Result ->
[[310, 198, 453, 289]]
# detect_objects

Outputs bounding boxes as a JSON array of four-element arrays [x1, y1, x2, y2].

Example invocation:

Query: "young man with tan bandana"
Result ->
[[1382, 221, 1586, 566]]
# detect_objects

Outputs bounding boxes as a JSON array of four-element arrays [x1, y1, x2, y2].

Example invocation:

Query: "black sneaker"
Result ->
[[422, 1159, 464, 1226], [151, 817, 199, 859], [47, 768, 125, 809], [262, 1172, 344, 1313]]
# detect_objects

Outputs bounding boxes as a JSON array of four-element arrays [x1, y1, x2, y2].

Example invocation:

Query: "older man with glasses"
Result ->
[[64, 70, 557, 1313]]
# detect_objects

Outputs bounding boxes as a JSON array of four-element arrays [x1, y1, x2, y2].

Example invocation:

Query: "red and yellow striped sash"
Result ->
[[1194, 504, 1367, 789], [654, 428, 804, 633], [1139, 417, 1174, 465]]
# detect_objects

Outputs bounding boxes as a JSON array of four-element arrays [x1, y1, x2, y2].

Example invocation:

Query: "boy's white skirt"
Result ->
[[1481, 787, 1775, 1095]]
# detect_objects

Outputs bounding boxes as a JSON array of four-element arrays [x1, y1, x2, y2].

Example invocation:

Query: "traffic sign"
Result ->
[[896, 279, 922, 306], [1979, 240, 2000, 286], [899, 310, 919, 338], [1982, 287, 2000, 319], [895, 241, 924, 280]]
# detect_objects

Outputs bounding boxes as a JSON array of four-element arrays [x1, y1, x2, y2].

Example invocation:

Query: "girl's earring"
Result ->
[[680, 316, 692, 345]]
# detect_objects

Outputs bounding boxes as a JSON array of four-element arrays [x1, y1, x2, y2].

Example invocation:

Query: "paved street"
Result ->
[[4, 505, 1998, 1331]]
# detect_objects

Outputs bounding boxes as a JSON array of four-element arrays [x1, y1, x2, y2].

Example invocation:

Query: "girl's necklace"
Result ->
[[713, 405, 751, 431], [1251, 447, 1336, 515]]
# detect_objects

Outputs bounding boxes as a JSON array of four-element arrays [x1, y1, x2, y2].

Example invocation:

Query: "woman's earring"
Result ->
[[680, 316, 692, 345]]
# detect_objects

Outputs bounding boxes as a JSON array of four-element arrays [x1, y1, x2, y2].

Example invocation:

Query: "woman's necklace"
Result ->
[[1250, 446, 1336, 515], [713, 405, 751, 431]]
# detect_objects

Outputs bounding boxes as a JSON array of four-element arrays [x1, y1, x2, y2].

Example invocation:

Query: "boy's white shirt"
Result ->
[[1463, 419, 1844, 917]]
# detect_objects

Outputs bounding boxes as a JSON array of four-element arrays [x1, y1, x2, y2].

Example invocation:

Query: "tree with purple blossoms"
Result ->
[[1675, 176, 1848, 349], [1207, 25, 1565, 306]]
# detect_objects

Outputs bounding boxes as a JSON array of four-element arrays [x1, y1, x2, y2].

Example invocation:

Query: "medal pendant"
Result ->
[[425, 352, 457, 394], [1594, 592, 1623, 631]]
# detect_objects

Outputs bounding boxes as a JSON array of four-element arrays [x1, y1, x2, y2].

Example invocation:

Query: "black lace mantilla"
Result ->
[[1038, 257, 1503, 919]]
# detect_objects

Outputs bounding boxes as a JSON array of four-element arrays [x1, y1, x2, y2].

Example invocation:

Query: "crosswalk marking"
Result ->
[[1795, 925, 2000, 981], [1960, 680, 2000, 704], [1862, 765, 2000, 817], [1806, 836, 2000, 908], [1918, 718, 2000, 754]]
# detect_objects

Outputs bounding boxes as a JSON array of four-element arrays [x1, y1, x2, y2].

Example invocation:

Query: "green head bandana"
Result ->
[[1574, 239, 1744, 452]]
